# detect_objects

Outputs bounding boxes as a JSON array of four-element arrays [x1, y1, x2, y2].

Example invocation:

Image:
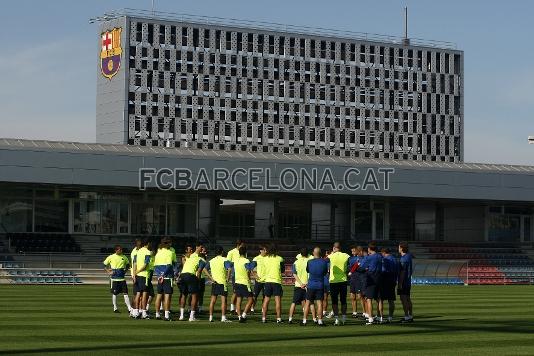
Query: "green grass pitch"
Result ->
[[1, 285, 533, 355]]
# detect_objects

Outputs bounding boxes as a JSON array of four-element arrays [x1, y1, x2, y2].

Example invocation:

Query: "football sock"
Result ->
[[165, 311, 170, 319], [189, 310, 195, 320], [179, 308, 185, 318], [230, 304, 235, 311], [112, 295, 118, 310], [123, 295, 132, 311]]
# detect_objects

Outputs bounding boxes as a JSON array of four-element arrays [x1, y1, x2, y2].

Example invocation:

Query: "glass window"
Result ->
[[119, 203, 129, 234], [375, 211, 384, 239], [74, 200, 98, 233], [488, 215, 521, 242], [35, 200, 68, 232], [354, 211, 372, 240], [101, 201, 118, 234], [278, 199, 310, 240], [523, 217, 531, 242], [0, 198, 32, 233], [218, 199, 255, 239], [73, 200, 123, 234], [167, 202, 196, 235], [131, 202, 166, 235]]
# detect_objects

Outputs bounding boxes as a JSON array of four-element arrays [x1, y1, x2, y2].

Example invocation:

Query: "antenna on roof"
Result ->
[[151, 0, 155, 18], [403, 6, 410, 45]]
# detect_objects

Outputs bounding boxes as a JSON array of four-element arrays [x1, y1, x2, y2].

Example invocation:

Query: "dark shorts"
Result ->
[[350, 276, 364, 294], [211, 282, 228, 297], [253, 281, 265, 299], [330, 282, 348, 305], [264, 282, 283, 297], [110, 280, 128, 295], [397, 283, 411, 296], [365, 272, 381, 300], [134, 275, 148, 293], [380, 273, 396, 301], [306, 288, 324, 302], [292, 287, 306, 304], [157, 278, 173, 295], [234, 283, 252, 298], [180, 273, 200, 295], [133, 276, 140, 294]]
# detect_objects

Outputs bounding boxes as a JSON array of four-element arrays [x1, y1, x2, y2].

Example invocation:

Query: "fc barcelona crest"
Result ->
[[100, 28, 122, 80]]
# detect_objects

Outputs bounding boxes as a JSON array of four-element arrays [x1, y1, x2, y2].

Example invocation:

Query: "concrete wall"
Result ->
[[1, 141, 534, 203], [96, 17, 129, 144]]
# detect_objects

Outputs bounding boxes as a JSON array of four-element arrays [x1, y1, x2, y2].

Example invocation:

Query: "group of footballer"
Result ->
[[103, 237, 414, 325]]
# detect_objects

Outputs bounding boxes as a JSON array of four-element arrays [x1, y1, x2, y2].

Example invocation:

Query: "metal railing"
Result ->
[[91, 8, 457, 50]]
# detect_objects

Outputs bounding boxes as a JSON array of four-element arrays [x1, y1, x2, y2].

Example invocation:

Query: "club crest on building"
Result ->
[[100, 28, 122, 80]]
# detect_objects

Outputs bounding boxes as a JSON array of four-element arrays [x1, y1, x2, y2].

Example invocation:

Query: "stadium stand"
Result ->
[[420, 241, 534, 285], [7, 233, 80, 253], [1, 235, 533, 285]]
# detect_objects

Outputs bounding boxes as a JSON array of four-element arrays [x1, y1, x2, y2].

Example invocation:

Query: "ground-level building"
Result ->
[[1, 138, 533, 245]]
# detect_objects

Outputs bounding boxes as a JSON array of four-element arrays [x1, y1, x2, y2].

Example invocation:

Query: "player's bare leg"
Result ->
[[302, 300, 311, 324], [274, 296, 282, 322], [239, 297, 253, 322], [154, 294, 163, 319], [162, 294, 171, 320], [236, 296, 243, 319], [350, 293, 357, 314], [387, 299, 395, 322], [365, 298, 374, 324], [189, 294, 198, 321], [221, 295, 228, 321], [209, 295, 217, 321], [377, 299, 384, 322], [261, 296, 271, 322], [358, 293, 366, 316], [288, 302, 297, 322]]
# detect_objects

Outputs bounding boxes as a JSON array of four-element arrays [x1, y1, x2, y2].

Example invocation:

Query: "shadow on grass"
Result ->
[[4, 319, 534, 354]]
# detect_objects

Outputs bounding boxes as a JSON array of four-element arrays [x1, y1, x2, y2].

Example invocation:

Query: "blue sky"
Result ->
[[0, 0, 533, 165]]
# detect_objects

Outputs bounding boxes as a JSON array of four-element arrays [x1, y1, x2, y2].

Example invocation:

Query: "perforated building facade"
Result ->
[[96, 12, 464, 162]]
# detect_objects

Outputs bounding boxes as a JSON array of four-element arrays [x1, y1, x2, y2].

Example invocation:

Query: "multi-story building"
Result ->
[[96, 10, 464, 162]]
